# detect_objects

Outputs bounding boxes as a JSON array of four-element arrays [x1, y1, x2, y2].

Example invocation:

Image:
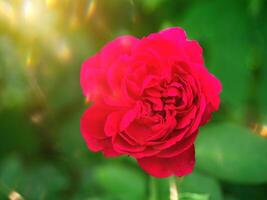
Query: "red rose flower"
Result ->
[[80, 27, 221, 178]]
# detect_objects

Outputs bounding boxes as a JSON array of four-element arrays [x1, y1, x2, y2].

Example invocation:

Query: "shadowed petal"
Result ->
[[137, 146, 195, 178]]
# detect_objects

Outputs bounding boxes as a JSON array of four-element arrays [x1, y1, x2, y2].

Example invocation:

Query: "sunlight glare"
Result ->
[[22, 0, 36, 23], [0, 1, 16, 27], [86, 0, 96, 20]]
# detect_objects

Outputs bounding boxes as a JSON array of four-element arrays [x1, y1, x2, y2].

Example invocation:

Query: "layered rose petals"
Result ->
[[138, 146, 195, 178], [80, 27, 222, 178]]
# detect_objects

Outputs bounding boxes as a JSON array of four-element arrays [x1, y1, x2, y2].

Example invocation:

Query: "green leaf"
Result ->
[[259, 66, 267, 122], [180, 193, 209, 200], [223, 183, 267, 200], [196, 123, 267, 184], [0, 111, 40, 158], [180, 171, 223, 200], [152, 178, 169, 200], [248, 0, 264, 16], [258, 13, 267, 121], [94, 164, 146, 200], [179, 0, 251, 108], [0, 37, 30, 109], [141, 0, 166, 12], [0, 156, 25, 196], [57, 109, 90, 163], [21, 164, 69, 200], [224, 196, 238, 200]]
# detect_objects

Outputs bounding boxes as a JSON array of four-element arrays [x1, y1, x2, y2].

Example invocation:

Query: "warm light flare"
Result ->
[[56, 42, 72, 62], [26, 51, 34, 68], [84, 94, 91, 105], [0, 0, 71, 57], [252, 123, 267, 138], [0, 1, 16, 26], [69, 14, 80, 30], [30, 112, 44, 124], [22, 0, 36, 22], [46, 0, 57, 9], [8, 191, 23, 200], [52, 38, 72, 62], [86, 0, 96, 20], [260, 126, 267, 137]]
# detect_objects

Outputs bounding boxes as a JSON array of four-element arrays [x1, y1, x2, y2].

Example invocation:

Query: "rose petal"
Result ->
[[187, 96, 206, 135], [125, 120, 154, 145], [81, 103, 120, 156], [102, 139, 122, 157], [187, 63, 222, 111], [185, 40, 204, 64], [113, 133, 146, 153], [120, 103, 140, 130], [80, 54, 107, 99], [153, 126, 190, 150], [104, 111, 124, 136], [159, 27, 187, 44], [137, 145, 195, 178], [157, 131, 197, 158], [176, 105, 197, 129], [81, 103, 112, 139], [100, 36, 139, 67]]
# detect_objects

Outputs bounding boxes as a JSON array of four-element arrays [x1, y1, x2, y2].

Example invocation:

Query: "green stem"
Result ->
[[169, 176, 180, 200], [149, 176, 157, 200]]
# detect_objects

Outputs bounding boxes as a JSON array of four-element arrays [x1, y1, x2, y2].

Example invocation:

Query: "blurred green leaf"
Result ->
[[73, 166, 102, 199], [21, 164, 69, 200], [150, 177, 169, 200], [180, 171, 223, 200], [259, 66, 267, 122], [150, 171, 223, 200], [0, 156, 25, 197], [94, 164, 146, 200], [179, 0, 251, 109], [57, 109, 89, 162], [141, 0, 166, 12], [0, 110, 40, 158], [180, 193, 209, 200], [258, 12, 267, 121], [0, 37, 30, 109], [224, 183, 267, 200], [224, 196, 238, 200], [196, 123, 267, 184], [248, 0, 264, 16]]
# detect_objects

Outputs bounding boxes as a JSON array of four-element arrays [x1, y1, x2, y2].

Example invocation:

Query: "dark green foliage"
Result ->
[[196, 123, 267, 184]]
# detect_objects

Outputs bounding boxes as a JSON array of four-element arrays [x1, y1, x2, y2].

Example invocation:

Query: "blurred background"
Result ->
[[0, 0, 267, 199]]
